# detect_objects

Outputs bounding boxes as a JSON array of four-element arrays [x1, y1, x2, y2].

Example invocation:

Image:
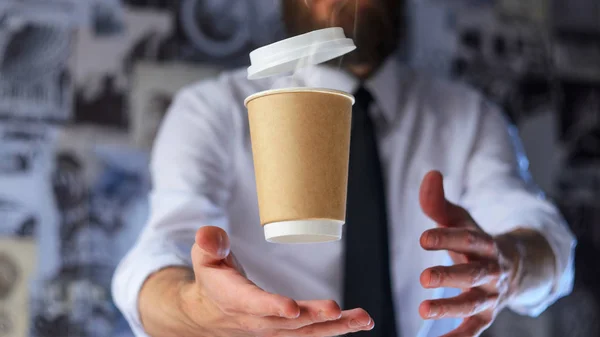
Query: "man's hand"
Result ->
[[417, 171, 522, 337], [139, 226, 374, 337]]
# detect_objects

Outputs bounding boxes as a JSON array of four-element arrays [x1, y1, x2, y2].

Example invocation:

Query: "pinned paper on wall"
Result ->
[[0, 238, 37, 337], [129, 62, 221, 149]]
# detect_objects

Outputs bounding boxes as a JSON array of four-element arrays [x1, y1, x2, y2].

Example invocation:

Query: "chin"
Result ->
[[343, 54, 384, 70], [349, 36, 397, 63]]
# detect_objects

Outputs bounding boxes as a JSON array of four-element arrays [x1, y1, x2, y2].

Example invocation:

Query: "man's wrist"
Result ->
[[139, 266, 198, 337], [494, 228, 556, 308]]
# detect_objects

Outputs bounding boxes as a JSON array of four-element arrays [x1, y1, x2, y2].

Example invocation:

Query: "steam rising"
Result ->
[[272, 0, 358, 89]]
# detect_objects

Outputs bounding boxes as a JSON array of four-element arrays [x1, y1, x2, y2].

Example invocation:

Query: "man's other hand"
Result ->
[[417, 171, 520, 337]]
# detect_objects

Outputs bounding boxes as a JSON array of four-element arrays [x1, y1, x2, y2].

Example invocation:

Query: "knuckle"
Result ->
[[468, 266, 483, 285], [464, 231, 479, 247]]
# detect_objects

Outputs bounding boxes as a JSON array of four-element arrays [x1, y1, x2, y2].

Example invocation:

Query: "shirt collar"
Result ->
[[295, 56, 401, 124]]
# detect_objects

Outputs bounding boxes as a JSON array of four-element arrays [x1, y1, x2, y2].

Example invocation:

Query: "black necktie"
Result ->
[[343, 87, 398, 337]]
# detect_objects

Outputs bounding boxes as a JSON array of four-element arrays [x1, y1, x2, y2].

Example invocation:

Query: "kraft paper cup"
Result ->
[[245, 88, 355, 244]]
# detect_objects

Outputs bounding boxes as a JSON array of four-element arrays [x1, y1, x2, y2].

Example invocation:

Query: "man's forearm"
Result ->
[[139, 267, 199, 337], [495, 228, 556, 308]]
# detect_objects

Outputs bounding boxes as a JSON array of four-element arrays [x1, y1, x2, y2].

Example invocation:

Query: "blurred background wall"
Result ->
[[0, 0, 598, 336]]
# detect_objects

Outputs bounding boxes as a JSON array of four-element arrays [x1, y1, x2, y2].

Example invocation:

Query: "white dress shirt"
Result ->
[[112, 56, 576, 337]]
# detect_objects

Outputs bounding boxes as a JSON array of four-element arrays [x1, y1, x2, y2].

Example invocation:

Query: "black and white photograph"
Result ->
[[32, 127, 152, 336], [0, 123, 52, 176], [129, 61, 221, 148], [0, 198, 37, 238], [0, 26, 73, 122], [71, 6, 172, 128], [31, 275, 116, 337], [122, 0, 285, 66]]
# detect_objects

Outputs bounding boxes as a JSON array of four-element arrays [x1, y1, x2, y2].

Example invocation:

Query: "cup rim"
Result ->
[[244, 87, 355, 107]]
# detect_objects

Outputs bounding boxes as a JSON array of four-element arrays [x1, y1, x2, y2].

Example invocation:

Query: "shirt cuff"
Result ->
[[500, 210, 576, 317], [112, 246, 189, 337]]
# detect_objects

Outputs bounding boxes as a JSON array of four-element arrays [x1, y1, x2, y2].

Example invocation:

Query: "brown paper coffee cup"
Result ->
[[245, 88, 354, 244]]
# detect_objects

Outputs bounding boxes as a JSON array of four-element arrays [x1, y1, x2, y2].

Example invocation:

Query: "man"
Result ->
[[112, 1, 576, 336]]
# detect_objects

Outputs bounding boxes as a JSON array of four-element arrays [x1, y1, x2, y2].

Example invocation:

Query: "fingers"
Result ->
[[420, 228, 498, 258], [199, 264, 301, 318], [192, 227, 300, 319], [210, 279, 301, 318], [273, 308, 374, 337], [420, 261, 500, 289], [241, 300, 342, 331], [419, 171, 474, 228], [419, 288, 498, 319], [272, 300, 342, 328], [192, 226, 230, 267], [440, 315, 492, 337]]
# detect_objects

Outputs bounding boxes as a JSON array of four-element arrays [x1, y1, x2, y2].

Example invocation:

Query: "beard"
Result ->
[[282, 0, 401, 70]]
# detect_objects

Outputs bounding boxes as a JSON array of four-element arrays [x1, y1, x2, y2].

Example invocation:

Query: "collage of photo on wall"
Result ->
[[0, 1, 248, 335], [0, 1, 74, 123], [0, 120, 50, 337], [0, 237, 37, 337], [71, 0, 281, 129], [121, 0, 285, 66], [29, 147, 150, 337]]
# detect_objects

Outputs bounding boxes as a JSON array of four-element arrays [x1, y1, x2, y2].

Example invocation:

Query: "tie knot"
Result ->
[[353, 86, 373, 113]]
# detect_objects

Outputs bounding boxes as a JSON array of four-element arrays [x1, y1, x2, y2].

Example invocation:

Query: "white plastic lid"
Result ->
[[247, 27, 356, 80], [263, 219, 344, 244]]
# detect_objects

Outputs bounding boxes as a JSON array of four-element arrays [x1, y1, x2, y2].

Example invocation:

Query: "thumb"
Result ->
[[192, 226, 231, 268], [419, 170, 472, 227]]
